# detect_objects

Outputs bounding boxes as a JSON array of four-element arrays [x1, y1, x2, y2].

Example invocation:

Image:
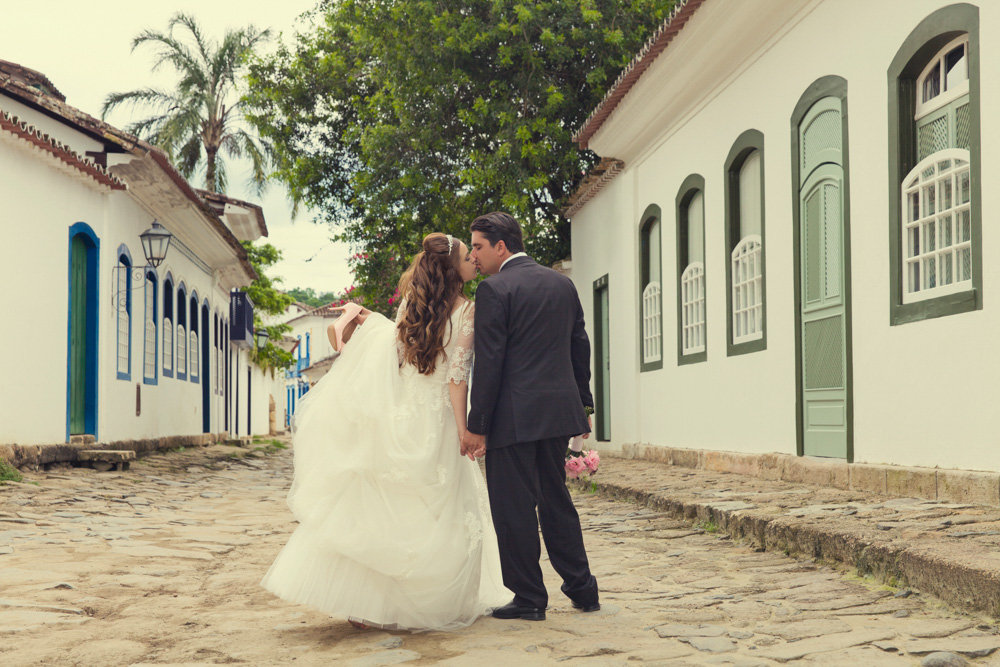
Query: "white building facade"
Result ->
[[568, 1, 998, 472], [0, 61, 275, 464]]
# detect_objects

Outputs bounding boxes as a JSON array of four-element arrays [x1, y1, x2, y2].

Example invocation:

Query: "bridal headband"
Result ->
[[446, 234, 455, 254]]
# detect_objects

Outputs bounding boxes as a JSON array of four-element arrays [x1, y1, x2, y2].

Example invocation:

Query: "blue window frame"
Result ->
[[189, 292, 200, 383], [177, 282, 188, 381], [162, 273, 174, 378], [143, 269, 158, 385], [115, 244, 133, 380]]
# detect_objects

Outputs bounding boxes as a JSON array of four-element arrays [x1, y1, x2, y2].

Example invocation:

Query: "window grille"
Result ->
[[190, 330, 199, 380], [732, 236, 763, 343], [902, 149, 972, 302], [177, 324, 187, 375], [164, 319, 173, 372], [642, 281, 662, 363], [116, 259, 130, 377], [681, 263, 705, 354]]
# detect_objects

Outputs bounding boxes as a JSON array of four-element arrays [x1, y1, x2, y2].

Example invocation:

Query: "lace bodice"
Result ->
[[395, 299, 475, 386]]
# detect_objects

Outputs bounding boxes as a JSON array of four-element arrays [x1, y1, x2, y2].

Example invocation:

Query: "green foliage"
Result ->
[[245, 0, 675, 312], [698, 519, 719, 534], [242, 241, 296, 372], [0, 459, 23, 484], [103, 13, 272, 194], [285, 287, 340, 308]]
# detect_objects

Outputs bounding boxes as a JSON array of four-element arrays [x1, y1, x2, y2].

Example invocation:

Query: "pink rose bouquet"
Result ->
[[565, 438, 599, 479]]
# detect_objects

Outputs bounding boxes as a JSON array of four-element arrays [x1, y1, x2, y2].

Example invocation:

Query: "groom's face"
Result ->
[[470, 231, 504, 276]]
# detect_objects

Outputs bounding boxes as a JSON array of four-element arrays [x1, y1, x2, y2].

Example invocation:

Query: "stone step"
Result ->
[[78, 450, 135, 472]]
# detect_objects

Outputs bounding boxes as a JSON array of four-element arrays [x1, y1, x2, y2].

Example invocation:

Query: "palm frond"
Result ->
[[101, 88, 178, 120]]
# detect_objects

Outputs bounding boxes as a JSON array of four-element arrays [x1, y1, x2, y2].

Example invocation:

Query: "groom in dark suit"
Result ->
[[461, 212, 600, 621]]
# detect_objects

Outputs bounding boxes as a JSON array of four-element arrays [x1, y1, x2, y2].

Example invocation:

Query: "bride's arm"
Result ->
[[447, 302, 475, 459]]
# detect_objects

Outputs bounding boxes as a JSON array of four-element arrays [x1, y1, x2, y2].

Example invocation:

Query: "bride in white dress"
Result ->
[[261, 232, 510, 631]]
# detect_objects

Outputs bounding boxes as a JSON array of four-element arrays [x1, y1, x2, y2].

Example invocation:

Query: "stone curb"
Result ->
[[0, 433, 253, 470], [622, 443, 1000, 507], [572, 454, 1000, 616]]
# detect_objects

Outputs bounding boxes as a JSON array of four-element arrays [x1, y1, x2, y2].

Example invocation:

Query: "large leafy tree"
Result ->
[[245, 0, 675, 312], [103, 13, 271, 194]]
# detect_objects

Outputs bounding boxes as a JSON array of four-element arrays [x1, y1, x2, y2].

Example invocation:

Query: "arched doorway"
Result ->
[[67, 223, 100, 439]]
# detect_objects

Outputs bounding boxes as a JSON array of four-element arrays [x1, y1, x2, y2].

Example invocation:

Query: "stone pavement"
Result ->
[[0, 441, 998, 666]]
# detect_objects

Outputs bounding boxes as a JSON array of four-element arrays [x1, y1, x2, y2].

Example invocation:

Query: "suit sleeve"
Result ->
[[467, 279, 507, 436], [570, 288, 594, 410]]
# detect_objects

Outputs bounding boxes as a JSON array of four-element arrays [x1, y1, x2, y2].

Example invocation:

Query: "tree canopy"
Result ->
[[285, 287, 340, 308], [245, 0, 675, 312], [103, 13, 272, 194]]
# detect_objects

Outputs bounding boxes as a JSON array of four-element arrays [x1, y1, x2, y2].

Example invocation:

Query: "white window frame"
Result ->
[[732, 235, 763, 344], [190, 328, 200, 381], [642, 281, 662, 364], [163, 317, 173, 373], [680, 262, 705, 355], [901, 148, 972, 303], [177, 323, 187, 376], [916, 35, 969, 121]]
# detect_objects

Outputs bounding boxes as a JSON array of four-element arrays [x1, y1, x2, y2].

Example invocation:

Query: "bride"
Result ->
[[261, 232, 510, 631]]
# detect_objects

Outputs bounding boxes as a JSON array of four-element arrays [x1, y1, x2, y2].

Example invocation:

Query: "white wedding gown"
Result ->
[[261, 302, 510, 631]]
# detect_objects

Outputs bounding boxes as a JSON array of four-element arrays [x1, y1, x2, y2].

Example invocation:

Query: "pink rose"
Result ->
[[565, 456, 586, 479], [583, 451, 600, 473]]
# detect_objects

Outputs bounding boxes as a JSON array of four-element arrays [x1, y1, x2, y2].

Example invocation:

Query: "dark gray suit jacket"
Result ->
[[467, 256, 593, 449]]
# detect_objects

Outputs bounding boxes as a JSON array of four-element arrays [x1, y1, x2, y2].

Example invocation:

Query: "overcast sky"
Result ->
[[3, 0, 354, 297]]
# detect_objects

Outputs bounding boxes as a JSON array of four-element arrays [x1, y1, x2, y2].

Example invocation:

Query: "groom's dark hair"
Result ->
[[470, 212, 525, 254]]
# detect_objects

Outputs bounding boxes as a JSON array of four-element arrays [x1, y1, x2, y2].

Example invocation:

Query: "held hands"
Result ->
[[461, 430, 486, 461]]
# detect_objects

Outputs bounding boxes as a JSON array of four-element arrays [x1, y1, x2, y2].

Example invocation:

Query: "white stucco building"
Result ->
[[567, 1, 997, 472], [0, 60, 279, 465]]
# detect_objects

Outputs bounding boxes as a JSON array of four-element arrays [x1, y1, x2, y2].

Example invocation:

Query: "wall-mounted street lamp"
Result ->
[[139, 221, 173, 268], [255, 328, 270, 349], [112, 220, 174, 310]]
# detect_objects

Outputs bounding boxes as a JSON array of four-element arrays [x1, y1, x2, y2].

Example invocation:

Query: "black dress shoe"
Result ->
[[491, 600, 546, 621], [571, 600, 601, 613]]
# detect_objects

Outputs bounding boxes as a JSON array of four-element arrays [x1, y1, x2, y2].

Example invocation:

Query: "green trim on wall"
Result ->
[[723, 129, 767, 357], [790, 75, 854, 463], [887, 3, 981, 325], [675, 174, 707, 366], [639, 203, 664, 372]]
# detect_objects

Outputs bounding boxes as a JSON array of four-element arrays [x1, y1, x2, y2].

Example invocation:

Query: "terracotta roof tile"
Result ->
[[0, 110, 126, 189], [562, 157, 625, 218], [573, 0, 708, 149]]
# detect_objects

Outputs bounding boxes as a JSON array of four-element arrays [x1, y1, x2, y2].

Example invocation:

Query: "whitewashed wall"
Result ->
[[0, 97, 266, 448], [0, 125, 107, 446], [571, 0, 1000, 471]]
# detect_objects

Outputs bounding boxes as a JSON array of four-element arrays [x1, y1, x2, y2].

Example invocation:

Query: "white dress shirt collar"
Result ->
[[499, 252, 528, 272]]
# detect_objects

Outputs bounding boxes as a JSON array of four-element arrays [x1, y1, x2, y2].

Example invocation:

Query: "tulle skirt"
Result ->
[[261, 314, 510, 631]]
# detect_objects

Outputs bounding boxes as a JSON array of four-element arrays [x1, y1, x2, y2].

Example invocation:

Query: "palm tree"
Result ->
[[102, 13, 271, 194]]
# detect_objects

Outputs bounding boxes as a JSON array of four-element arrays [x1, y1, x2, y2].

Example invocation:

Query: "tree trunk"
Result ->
[[205, 145, 218, 193]]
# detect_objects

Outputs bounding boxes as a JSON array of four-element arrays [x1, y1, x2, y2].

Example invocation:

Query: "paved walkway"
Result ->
[[1, 442, 998, 666]]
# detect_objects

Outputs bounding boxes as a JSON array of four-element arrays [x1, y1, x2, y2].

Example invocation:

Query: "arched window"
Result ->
[[214, 312, 220, 395], [676, 175, 706, 364], [163, 275, 174, 377], [177, 283, 187, 381], [143, 269, 158, 384], [189, 293, 200, 382], [725, 130, 766, 355], [889, 5, 980, 323], [904, 35, 972, 304], [639, 204, 662, 371], [115, 245, 133, 380]]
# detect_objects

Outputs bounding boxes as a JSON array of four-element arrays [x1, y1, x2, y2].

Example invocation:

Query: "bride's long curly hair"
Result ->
[[396, 232, 467, 375]]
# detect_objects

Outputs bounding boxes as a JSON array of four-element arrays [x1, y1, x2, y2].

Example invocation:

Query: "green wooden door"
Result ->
[[594, 275, 611, 441], [70, 236, 87, 434], [799, 98, 848, 458]]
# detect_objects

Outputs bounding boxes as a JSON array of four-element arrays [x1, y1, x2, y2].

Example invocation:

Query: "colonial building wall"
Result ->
[[571, 0, 1000, 471]]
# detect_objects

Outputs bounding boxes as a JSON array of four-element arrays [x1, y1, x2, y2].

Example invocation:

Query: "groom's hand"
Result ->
[[582, 415, 592, 439], [462, 431, 486, 460]]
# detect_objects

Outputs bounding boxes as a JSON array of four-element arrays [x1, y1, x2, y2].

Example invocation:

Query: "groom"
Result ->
[[461, 212, 600, 621]]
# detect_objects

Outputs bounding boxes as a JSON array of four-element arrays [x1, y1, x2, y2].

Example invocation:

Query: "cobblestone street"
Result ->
[[2, 442, 998, 666]]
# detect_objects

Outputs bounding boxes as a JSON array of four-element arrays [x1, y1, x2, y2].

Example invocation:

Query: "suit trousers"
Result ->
[[485, 436, 599, 609]]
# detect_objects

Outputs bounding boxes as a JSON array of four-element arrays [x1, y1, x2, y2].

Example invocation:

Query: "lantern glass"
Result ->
[[140, 221, 172, 267]]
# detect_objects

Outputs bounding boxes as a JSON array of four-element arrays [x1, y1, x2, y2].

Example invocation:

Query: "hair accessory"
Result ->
[[446, 234, 455, 254]]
